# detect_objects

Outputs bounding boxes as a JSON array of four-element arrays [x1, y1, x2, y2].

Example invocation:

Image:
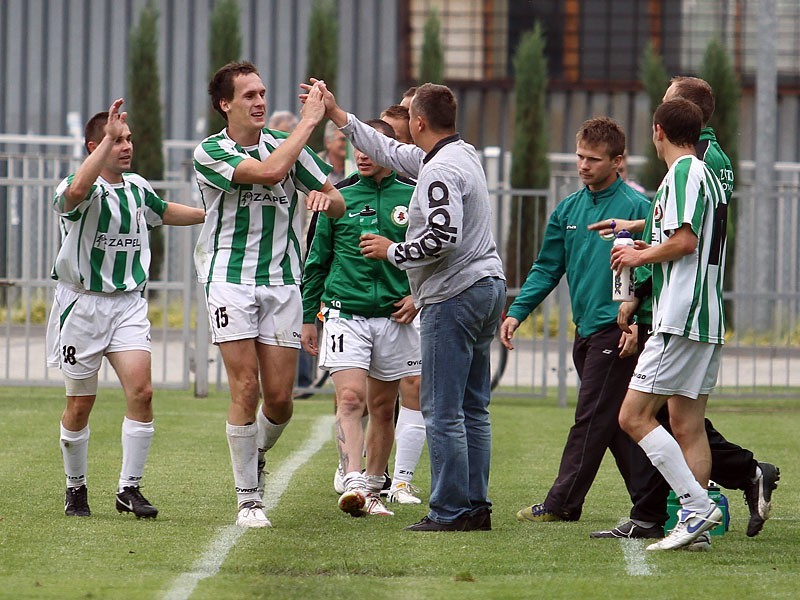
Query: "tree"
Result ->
[[127, 0, 165, 281], [305, 0, 338, 152], [505, 24, 549, 289], [207, 0, 241, 136], [701, 38, 741, 322], [419, 9, 444, 84], [639, 42, 669, 191]]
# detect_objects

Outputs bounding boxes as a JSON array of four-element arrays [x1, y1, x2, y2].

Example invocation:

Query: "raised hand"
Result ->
[[105, 98, 128, 140]]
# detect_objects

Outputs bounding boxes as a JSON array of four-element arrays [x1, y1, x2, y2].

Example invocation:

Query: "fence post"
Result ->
[[194, 282, 209, 398]]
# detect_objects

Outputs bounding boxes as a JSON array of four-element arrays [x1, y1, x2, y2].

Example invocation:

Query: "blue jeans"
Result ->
[[419, 276, 506, 523]]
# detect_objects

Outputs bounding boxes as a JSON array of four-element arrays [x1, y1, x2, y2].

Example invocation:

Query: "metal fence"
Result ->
[[2, 134, 799, 400]]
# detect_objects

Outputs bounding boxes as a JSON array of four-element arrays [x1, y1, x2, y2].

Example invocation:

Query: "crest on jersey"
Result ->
[[391, 205, 410, 226], [654, 204, 663, 223]]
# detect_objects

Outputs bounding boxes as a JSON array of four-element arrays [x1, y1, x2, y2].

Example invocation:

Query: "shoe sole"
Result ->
[[116, 500, 158, 519], [339, 491, 366, 517], [647, 507, 722, 550]]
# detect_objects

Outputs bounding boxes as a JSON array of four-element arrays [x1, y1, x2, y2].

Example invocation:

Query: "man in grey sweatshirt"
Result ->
[[308, 80, 506, 531]]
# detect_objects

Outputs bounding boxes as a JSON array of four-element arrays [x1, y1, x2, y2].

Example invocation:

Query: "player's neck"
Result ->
[[663, 145, 696, 170]]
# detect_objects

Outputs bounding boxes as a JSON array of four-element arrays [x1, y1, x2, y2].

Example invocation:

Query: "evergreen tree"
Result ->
[[419, 9, 444, 84], [505, 24, 549, 289], [128, 0, 165, 281], [639, 42, 669, 191], [207, 0, 241, 136], [701, 38, 741, 321], [305, 0, 338, 151]]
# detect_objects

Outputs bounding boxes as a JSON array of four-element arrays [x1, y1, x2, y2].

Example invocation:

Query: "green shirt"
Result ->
[[507, 177, 650, 338]]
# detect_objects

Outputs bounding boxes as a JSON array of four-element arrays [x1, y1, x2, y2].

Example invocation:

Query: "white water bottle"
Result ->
[[612, 230, 635, 302]]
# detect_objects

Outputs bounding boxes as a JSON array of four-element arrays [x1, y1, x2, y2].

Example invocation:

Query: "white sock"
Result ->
[[365, 474, 385, 493], [119, 417, 154, 491], [226, 422, 260, 506], [638, 426, 711, 514], [60, 423, 90, 488], [256, 408, 289, 454], [392, 407, 426, 485], [343, 470, 366, 492]]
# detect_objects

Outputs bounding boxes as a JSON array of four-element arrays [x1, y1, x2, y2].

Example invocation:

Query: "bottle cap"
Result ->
[[616, 229, 632, 238], [360, 205, 376, 217]]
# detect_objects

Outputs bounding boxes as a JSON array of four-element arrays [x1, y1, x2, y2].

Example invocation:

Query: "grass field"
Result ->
[[0, 387, 797, 600]]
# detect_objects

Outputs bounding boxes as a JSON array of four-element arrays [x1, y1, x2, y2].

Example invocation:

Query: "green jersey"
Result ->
[[193, 128, 331, 286], [507, 177, 650, 338], [302, 172, 414, 322], [698, 127, 734, 202], [51, 173, 167, 293], [649, 155, 727, 343]]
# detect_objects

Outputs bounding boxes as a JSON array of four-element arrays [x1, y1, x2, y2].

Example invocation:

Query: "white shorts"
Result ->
[[629, 332, 722, 399], [204, 282, 302, 347], [46, 283, 151, 379], [318, 316, 421, 381]]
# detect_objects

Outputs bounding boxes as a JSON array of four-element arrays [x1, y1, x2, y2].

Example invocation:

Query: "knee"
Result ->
[[131, 382, 153, 407], [336, 388, 365, 417]]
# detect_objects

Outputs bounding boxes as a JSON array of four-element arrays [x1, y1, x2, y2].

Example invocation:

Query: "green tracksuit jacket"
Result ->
[[507, 177, 650, 338], [302, 171, 415, 323]]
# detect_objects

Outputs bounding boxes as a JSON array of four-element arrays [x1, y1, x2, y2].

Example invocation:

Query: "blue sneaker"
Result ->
[[647, 503, 722, 551]]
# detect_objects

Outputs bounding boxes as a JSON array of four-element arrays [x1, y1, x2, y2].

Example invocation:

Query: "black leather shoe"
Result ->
[[404, 515, 469, 532], [589, 520, 662, 539], [466, 507, 492, 531]]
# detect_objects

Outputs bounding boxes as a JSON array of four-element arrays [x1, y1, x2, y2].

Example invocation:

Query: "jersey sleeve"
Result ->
[[664, 158, 704, 236], [53, 174, 96, 218], [301, 213, 334, 323], [387, 165, 463, 270], [293, 145, 333, 194], [132, 175, 168, 228], [341, 114, 424, 179], [193, 136, 246, 193]]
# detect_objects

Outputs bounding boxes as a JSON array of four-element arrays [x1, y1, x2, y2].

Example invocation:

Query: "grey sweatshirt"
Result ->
[[341, 114, 505, 307]]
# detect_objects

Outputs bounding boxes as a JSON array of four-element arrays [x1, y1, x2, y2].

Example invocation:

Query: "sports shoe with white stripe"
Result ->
[[236, 500, 272, 528], [647, 503, 722, 551], [364, 491, 394, 516], [333, 463, 346, 494], [388, 481, 422, 504]]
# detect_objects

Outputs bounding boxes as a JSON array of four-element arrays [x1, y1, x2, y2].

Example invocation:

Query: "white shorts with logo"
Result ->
[[319, 316, 421, 381], [46, 283, 151, 379], [204, 281, 302, 347], [629, 332, 722, 399]]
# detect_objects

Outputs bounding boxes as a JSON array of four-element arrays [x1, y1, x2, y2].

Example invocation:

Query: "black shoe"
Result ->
[[589, 520, 662, 539], [65, 485, 91, 517], [116, 486, 158, 519], [466, 507, 492, 531], [744, 462, 780, 537], [380, 470, 392, 498], [405, 515, 470, 532]]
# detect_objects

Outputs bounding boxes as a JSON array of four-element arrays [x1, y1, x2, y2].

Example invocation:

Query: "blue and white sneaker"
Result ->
[[647, 503, 722, 551]]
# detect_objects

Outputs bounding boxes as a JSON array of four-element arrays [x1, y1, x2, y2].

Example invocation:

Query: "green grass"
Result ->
[[0, 388, 797, 599]]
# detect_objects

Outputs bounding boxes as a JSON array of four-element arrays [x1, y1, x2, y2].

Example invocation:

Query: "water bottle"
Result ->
[[612, 230, 635, 302], [359, 205, 379, 236]]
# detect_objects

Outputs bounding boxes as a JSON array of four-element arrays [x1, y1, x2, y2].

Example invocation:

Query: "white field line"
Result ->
[[621, 538, 654, 576], [163, 415, 334, 600]]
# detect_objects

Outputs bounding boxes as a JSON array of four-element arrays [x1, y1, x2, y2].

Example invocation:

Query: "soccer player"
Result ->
[[500, 118, 650, 523], [301, 119, 420, 517], [304, 80, 506, 532], [590, 77, 779, 544], [194, 62, 344, 528], [612, 97, 727, 550], [47, 98, 205, 518]]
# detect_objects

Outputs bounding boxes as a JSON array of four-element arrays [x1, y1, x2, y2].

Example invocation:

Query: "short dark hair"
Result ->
[[402, 86, 417, 100], [670, 76, 715, 124], [84, 112, 109, 154], [208, 61, 260, 122], [380, 104, 410, 122], [654, 98, 703, 148], [575, 117, 626, 158], [365, 118, 396, 139], [410, 83, 457, 132]]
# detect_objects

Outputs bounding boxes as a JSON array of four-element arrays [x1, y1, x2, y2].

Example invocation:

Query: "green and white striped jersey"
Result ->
[[51, 173, 167, 293], [649, 155, 727, 344], [193, 128, 331, 285]]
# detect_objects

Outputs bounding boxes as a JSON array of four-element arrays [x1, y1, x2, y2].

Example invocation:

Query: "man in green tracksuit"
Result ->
[[301, 119, 420, 518], [500, 117, 651, 522]]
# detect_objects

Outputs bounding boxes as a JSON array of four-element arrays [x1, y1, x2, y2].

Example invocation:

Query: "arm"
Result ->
[[301, 214, 334, 324], [384, 166, 464, 270], [62, 98, 127, 212], [161, 203, 205, 226], [611, 224, 697, 272], [587, 218, 646, 237], [232, 83, 327, 186], [390, 295, 420, 324], [306, 180, 345, 219]]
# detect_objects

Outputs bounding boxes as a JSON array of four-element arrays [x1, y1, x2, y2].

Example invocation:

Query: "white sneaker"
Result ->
[[236, 501, 272, 528], [684, 531, 712, 552], [647, 503, 722, 551], [364, 491, 394, 516], [333, 463, 346, 494], [388, 481, 422, 504]]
